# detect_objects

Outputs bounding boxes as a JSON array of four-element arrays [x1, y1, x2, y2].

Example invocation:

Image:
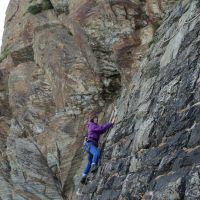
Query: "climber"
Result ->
[[80, 112, 114, 184]]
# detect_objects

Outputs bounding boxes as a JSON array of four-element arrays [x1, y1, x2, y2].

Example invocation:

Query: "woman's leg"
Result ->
[[82, 152, 93, 176], [89, 144, 100, 165]]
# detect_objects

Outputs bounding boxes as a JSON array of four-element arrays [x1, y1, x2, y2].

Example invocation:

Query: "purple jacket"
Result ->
[[87, 121, 113, 146]]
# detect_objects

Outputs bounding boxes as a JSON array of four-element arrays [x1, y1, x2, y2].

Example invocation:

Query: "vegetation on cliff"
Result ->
[[27, 0, 53, 15]]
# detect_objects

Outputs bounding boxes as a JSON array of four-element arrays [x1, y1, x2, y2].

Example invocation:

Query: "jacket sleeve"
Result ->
[[90, 122, 113, 134]]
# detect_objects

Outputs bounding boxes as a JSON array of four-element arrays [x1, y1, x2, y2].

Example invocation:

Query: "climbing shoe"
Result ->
[[80, 176, 87, 184], [91, 164, 98, 173]]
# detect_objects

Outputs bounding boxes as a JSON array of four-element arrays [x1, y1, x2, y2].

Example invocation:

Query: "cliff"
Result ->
[[0, 0, 200, 199]]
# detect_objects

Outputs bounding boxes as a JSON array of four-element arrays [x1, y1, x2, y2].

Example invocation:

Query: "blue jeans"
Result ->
[[83, 141, 100, 176]]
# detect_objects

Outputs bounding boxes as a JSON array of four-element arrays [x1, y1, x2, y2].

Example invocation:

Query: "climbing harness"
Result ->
[[83, 140, 91, 153]]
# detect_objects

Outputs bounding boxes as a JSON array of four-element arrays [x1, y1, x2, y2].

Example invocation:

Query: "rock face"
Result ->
[[0, 0, 200, 199]]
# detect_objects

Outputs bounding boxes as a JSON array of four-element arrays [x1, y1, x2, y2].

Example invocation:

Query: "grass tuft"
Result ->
[[27, 4, 43, 15], [27, 0, 53, 15]]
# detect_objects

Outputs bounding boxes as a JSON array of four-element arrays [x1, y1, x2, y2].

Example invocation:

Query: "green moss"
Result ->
[[152, 22, 160, 33], [148, 22, 161, 48], [27, 4, 42, 15], [148, 37, 159, 48], [42, 0, 54, 10], [0, 47, 11, 63], [27, 0, 53, 15]]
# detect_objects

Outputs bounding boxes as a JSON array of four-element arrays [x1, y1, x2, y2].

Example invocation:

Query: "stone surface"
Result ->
[[0, 0, 199, 199]]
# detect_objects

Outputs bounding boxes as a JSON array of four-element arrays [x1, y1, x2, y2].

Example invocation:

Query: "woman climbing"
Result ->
[[80, 112, 114, 184]]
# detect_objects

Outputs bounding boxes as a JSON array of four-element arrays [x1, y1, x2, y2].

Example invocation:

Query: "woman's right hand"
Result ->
[[111, 117, 116, 124]]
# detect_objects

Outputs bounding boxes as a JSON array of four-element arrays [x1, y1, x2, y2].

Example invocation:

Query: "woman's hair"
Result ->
[[88, 112, 98, 122]]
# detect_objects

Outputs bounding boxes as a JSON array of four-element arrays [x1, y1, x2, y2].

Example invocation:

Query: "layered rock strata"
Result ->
[[0, 0, 199, 199]]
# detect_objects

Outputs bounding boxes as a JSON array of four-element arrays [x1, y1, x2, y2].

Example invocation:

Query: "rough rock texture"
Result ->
[[0, 0, 200, 199], [79, 1, 200, 199]]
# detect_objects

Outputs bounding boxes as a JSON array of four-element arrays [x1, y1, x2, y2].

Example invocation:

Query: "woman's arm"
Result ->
[[90, 122, 113, 134]]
